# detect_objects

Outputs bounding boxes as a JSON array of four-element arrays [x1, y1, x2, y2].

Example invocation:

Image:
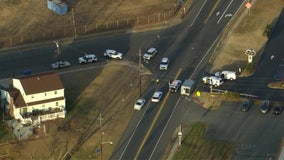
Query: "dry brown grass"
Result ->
[[0, 0, 176, 38], [211, 0, 284, 72], [0, 62, 152, 159]]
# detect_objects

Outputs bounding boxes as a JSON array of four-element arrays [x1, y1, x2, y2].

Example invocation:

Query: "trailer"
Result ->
[[181, 79, 195, 96]]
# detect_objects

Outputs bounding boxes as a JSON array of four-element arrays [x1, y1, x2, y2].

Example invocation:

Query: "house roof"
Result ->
[[15, 72, 63, 95], [6, 87, 26, 108]]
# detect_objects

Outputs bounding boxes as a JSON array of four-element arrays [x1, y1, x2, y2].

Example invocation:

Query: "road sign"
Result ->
[[196, 91, 201, 97], [245, 2, 251, 9]]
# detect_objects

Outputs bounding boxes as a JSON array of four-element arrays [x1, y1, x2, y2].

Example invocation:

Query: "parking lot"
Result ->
[[180, 99, 284, 159]]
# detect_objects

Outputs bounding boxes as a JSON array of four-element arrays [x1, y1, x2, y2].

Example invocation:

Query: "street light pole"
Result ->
[[53, 40, 60, 57]]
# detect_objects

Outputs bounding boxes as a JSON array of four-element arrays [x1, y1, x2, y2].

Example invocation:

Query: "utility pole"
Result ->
[[71, 8, 77, 40], [53, 40, 60, 57]]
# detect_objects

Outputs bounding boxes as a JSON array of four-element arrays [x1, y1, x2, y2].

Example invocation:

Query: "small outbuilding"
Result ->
[[47, 0, 68, 15]]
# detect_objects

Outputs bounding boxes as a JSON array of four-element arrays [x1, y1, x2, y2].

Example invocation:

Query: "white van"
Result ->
[[215, 71, 236, 80]]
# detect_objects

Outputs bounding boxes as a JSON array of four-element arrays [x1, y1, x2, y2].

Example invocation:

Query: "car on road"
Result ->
[[51, 61, 71, 69], [143, 48, 158, 60], [104, 49, 123, 59], [169, 79, 182, 93], [159, 57, 169, 70], [259, 100, 270, 113], [240, 98, 251, 112], [273, 106, 282, 115], [134, 98, 146, 110], [151, 91, 163, 103], [78, 54, 98, 64]]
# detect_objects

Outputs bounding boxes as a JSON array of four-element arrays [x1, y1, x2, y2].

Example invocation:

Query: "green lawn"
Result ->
[[173, 123, 235, 160]]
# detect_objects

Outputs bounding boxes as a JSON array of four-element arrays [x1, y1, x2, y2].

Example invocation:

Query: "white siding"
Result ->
[[12, 79, 26, 96], [27, 99, 65, 111], [24, 89, 64, 103]]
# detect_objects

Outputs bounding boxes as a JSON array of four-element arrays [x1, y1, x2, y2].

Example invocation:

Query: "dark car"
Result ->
[[240, 98, 251, 112], [259, 100, 270, 114], [273, 106, 282, 115]]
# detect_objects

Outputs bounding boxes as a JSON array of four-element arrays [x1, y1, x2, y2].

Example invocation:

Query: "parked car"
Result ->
[[273, 106, 282, 115], [134, 98, 146, 110], [259, 100, 270, 113], [215, 71, 237, 80], [159, 57, 169, 70], [51, 61, 71, 69], [240, 98, 251, 112], [78, 54, 98, 64], [202, 76, 224, 87], [151, 91, 163, 103], [143, 48, 158, 60], [104, 49, 123, 59]]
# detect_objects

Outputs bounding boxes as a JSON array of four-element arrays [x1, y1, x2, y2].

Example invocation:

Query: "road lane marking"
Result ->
[[217, 0, 234, 24], [149, 97, 181, 159], [134, 68, 182, 160], [190, 0, 208, 27], [118, 99, 152, 160], [204, 0, 221, 24]]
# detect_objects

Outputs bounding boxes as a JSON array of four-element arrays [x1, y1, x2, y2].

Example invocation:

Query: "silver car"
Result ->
[[51, 61, 71, 69]]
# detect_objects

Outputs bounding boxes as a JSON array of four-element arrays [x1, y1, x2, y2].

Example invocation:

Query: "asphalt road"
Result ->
[[1, 0, 283, 160], [112, 0, 246, 159]]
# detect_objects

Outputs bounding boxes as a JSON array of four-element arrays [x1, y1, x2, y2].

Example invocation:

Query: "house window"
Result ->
[[54, 91, 57, 95], [56, 102, 58, 106]]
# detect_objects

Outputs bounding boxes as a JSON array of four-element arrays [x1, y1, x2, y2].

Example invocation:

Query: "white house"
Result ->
[[0, 72, 66, 124]]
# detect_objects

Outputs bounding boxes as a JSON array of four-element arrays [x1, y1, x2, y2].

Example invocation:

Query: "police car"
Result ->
[[169, 79, 182, 93]]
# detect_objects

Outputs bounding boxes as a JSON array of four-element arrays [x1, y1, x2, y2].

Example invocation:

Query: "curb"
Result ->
[[166, 138, 179, 160]]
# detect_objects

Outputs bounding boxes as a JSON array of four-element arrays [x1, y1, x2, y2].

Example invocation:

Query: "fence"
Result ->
[[0, 10, 179, 49]]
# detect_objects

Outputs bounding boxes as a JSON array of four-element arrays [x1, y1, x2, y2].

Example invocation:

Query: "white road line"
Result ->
[[217, 0, 234, 24], [118, 101, 152, 160], [149, 97, 181, 160], [190, 0, 208, 27]]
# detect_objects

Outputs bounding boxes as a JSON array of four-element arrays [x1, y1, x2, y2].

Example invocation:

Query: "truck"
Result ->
[[180, 79, 195, 96], [202, 76, 224, 87], [214, 71, 236, 80]]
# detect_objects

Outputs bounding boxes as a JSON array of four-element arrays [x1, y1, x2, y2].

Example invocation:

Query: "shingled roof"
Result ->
[[16, 72, 63, 95]]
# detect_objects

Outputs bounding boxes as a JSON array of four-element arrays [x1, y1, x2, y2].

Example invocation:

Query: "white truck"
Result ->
[[180, 79, 195, 96], [202, 76, 224, 87], [215, 71, 236, 80]]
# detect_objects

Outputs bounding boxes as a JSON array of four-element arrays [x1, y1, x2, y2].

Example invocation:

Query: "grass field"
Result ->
[[173, 123, 235, 160]]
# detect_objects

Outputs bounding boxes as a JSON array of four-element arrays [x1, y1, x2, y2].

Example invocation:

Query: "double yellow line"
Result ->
[[134, 68, 182, 160], [204, 0, 221, 24]]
